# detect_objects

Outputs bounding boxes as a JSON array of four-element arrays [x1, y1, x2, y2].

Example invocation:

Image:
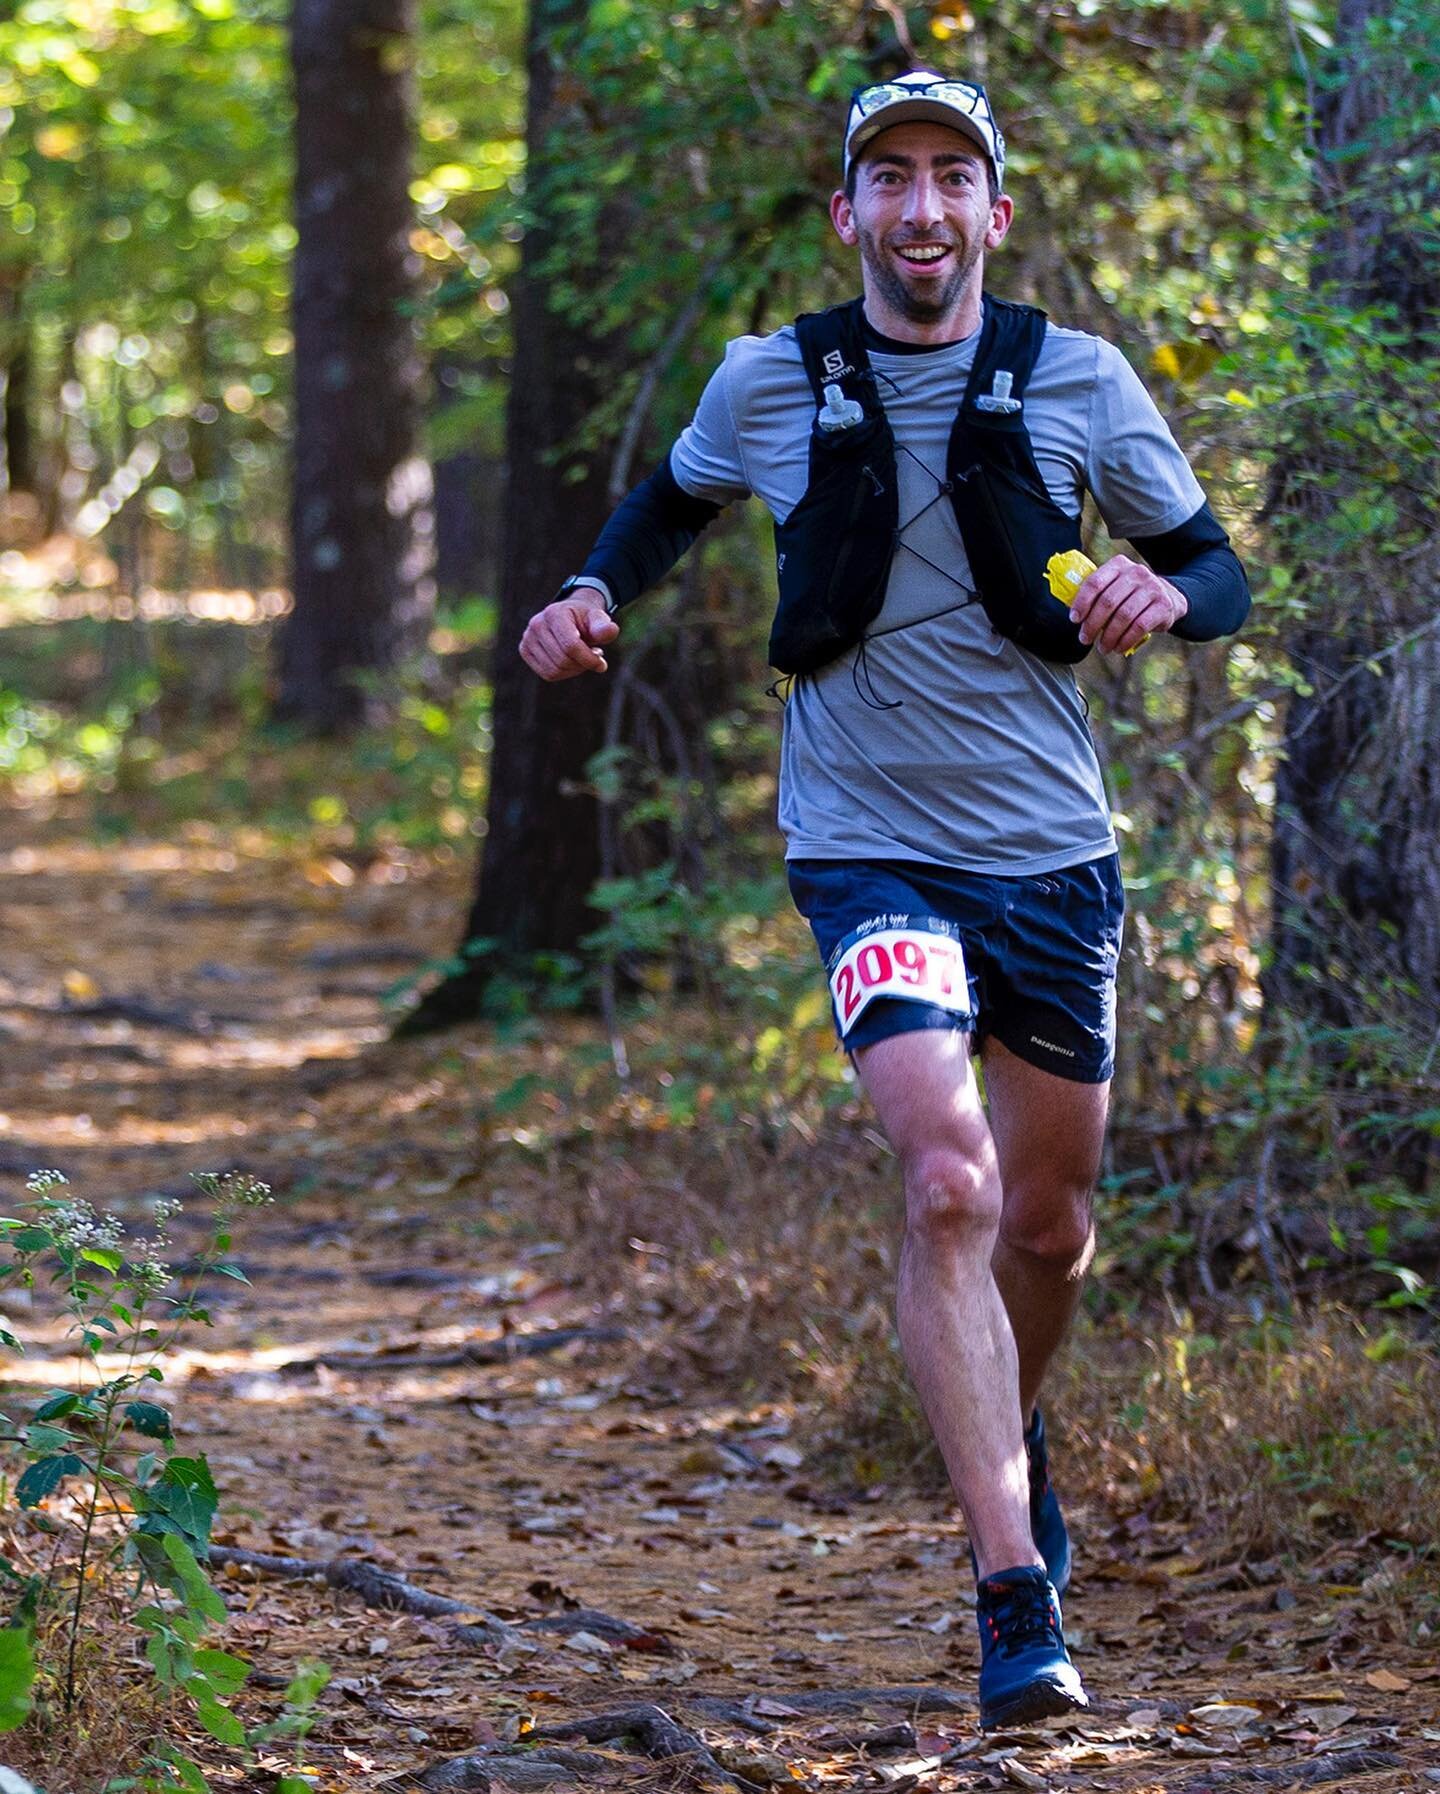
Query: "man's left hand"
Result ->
[[1068, 556, 1187, 656]]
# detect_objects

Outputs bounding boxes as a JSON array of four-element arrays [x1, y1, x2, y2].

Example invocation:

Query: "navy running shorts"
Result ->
[[786, 853, 1124, 1083]]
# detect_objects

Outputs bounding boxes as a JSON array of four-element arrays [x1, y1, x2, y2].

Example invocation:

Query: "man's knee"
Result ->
[[903, 1144, 1002, 1245], [998, 1180, 1096, 1276]]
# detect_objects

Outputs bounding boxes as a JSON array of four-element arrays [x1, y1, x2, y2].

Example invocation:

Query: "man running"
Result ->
[[519, 70, 1249, 1727]]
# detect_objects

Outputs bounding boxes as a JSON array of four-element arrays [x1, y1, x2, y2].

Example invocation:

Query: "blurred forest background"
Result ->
[[1, 0, 1440, 1629], [0, 0, 1439, 1783], [4, 0, 1438, 1283]]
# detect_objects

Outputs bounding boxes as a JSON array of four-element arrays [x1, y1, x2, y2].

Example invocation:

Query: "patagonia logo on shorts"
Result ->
[[828, 916, 972, 1039]]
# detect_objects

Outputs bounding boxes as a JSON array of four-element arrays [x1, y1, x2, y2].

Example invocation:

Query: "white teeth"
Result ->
[[898, 245, 948, 262]]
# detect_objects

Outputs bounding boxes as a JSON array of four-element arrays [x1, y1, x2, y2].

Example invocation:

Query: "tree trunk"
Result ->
[[277, 0, 435, 733], [397, 0, 625, 1033], [1265, 0, 1440, 1040]]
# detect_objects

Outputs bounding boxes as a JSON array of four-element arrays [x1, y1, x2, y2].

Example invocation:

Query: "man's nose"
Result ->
[[902, 175, 945, 230]]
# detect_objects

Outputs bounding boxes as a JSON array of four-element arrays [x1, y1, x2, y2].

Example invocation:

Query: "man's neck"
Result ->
[[861, 281, 984, 346]]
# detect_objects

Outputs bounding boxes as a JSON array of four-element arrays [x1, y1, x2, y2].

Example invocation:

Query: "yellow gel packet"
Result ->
[[1044, 549, 1148, 656], [1045, 549, 1096, 604]]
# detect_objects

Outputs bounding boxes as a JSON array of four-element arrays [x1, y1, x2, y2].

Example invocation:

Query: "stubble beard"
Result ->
[[858, 223, 984, 326]]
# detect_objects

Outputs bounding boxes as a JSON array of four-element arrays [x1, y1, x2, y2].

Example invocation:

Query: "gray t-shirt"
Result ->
[[670, 316, 1205, 875]]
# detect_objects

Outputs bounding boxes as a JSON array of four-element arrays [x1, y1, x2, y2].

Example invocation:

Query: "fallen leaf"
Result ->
[[1188, 1702, 1264, 1730], [1364, 1668, 1411, 1692]]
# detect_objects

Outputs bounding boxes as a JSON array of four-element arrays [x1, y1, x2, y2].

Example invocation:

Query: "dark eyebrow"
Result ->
[[864, 149, 983, 174]]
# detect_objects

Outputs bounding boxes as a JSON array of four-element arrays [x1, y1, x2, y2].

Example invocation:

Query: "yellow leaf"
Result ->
[[35, 124, 84, 160], [63, 969, 99, 1002], [1152, 343, 1183, 381]]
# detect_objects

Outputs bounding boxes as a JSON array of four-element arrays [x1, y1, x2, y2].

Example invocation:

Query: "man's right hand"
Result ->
[[519, 588, 620, 681]]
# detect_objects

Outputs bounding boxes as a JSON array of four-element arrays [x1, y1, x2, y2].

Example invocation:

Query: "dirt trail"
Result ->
[[1, 819, 1437, 1792]]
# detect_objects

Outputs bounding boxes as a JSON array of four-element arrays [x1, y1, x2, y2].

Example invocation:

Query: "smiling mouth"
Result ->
[[894, 243, 952, 267]]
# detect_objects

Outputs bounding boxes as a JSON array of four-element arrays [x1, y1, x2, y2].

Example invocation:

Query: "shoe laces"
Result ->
[[980, 1576, 1061, 1658]]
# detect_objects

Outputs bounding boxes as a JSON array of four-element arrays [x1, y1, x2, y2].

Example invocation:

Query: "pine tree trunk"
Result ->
[[1265, 0, 1440, 1038], [277, 0, 435, 733]]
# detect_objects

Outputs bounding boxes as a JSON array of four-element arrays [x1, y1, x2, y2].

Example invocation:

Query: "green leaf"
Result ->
[[80, 1246, 123, 1273], [0, 1625, 35, 1733], [191, 1646, 250, 1696], [276, 1779, 316, 1794], [124, 1400, 174, 1439], [34, 1389, 81, 1421], [25, 1421, 77, 1455], [211, 1263, 250, 1283], [9, 1227, 52, 1253], [159, 1532, 226, 1623], [0, 1328, 22, 1351], [15, 1453, 85, 1508], [157, 1755, 211, 1794], [144, 1455, 218, 1543], [192, 1690, 245, 1747], [283, 1657, 331, 1709]]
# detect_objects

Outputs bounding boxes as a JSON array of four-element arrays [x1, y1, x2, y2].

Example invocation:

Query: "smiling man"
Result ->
[[519, 71, 1250, 1726]]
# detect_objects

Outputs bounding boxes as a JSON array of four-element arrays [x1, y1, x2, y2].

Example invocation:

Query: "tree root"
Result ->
[[417, 1745, 617, 1789], [1181, 1748, 1403, 1789], [536, 1703, 767, 1790], [686, 1685, 973, 1730], [276, 1323, 626, 1376], [418, 1703, 767, 1791], [208, 1545, 673, 1651]]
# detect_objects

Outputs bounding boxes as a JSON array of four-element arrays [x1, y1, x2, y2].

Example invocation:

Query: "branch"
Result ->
[[608, 252, 728, 503], [275, 1323, 626, 1376]]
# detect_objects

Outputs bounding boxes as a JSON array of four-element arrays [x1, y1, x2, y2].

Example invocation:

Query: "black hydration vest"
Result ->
[[768, 295, 1091, 676]]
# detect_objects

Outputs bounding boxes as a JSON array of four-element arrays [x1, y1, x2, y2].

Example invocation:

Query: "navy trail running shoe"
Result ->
[[1025, 1407, 1072, 1597], [976, 1565, 1088, 1729]]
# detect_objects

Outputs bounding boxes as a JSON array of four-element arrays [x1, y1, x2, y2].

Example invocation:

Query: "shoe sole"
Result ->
[[980, 1676, 1089, 1730]]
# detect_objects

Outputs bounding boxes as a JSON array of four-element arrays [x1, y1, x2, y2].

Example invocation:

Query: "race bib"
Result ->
[[827, 919, 972, 1039]]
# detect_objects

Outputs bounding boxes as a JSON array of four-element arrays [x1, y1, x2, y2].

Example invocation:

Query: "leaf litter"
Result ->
[[0, 823, 1436, 1789]]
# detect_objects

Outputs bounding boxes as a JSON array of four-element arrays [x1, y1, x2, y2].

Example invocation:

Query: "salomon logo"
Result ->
[[822, 349, 848, 378], [976, 370, 1022, 414]]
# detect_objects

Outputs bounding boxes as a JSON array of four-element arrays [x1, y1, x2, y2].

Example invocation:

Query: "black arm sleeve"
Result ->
[[1128, 500, 1251, 642], [579, 454, 725, 611]]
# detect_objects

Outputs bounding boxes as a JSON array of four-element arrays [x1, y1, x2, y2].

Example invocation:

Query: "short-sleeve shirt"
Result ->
[[670, 317, 1204, 875]]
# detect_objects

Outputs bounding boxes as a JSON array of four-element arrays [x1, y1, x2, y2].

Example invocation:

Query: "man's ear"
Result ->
[[830, 189, 858, 246], [985, 194, 1014, 252]]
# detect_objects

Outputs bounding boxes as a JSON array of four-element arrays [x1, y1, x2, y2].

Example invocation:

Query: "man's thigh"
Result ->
[[854, 1028, 997, 1183]]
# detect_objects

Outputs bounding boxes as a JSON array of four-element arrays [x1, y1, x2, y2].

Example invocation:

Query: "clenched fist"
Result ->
[[1067, 555, 1188, 656], [519, 588, 620, 681]]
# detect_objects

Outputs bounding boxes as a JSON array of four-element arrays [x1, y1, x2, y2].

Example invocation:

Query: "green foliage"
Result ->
[[0, 1625, 35, 1734], [0, 1168, 288, 1776]]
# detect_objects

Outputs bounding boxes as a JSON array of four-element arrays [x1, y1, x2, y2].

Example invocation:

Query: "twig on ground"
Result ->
[[275, 1323, 627, 1376], [207, 1545, 484, 1619], [1180, 1747, 1403, 1788]]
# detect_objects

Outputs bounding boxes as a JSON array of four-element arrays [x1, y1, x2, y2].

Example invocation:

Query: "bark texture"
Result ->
[[278, 0, 434, 732], [398, 0, 618, 1032]]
